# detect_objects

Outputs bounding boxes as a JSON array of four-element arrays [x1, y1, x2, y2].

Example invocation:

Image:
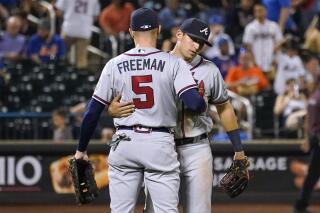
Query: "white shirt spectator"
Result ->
[[243, 19, 283, 72], [56, 0, 100, 39], [274, 52, 306, 95]]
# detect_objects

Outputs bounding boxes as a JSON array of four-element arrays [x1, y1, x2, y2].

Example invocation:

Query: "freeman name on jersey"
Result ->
[[117, 58, 166, 74]]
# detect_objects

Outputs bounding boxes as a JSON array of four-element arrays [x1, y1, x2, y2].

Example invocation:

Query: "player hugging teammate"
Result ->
[[108, 13, 250, 213]]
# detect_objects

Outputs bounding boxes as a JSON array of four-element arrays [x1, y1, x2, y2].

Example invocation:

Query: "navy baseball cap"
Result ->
[[180, 18, 212, 47], [130, 8, 159, 31]]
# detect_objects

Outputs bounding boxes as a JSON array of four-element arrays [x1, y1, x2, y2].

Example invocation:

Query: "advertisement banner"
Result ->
[[0, 142, 319, 204]]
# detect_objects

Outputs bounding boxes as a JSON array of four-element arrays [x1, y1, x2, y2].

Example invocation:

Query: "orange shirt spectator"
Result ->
[[99, 0, 134, 36], [225, 50, 269, 96]]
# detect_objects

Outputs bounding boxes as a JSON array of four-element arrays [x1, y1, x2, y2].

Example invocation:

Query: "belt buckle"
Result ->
[[133, 125, 152, 133]]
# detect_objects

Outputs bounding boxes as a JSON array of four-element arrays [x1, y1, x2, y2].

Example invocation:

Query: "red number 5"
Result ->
[[131, 75, 154, 109]]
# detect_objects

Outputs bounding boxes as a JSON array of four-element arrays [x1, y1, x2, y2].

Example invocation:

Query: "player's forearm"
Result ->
[[180, 88, 207, 113], [77, 98, 105, 152], [216, 101, 239, 131], [216, 101, 244, 152]]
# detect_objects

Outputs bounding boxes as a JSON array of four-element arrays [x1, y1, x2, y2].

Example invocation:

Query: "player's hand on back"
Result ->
[[108, 95, 135, 118]]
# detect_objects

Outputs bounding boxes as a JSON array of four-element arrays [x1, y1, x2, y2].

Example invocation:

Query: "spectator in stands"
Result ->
[[225, 48, 269, 97], [56, 0, 100, 69], [303, 54, 320, 95], [69, 101, 86, 139], [99, 0, 134, 37], [14, 11, 37, 36], [69, 100, 115, 141], [0, 63, 8, 106], [158, 0, 187, 39], [161, 20, 183, 52], [303, 15, 320, 55], [202, 15, 235, 60], [139, 0, 165, 12], [52, 109, 72, 143], [262, 0, 296, 33], [211, 37, 237, 79], [243, 3, 283, 80], [0, 16, 26, 63], [26, 18, 66, 64], [274, 78, 307, 131], [230, 0, 255, 43], [291, 0, 318, 34], [292, 74, 320, 213], [274, 39, 306, 95]]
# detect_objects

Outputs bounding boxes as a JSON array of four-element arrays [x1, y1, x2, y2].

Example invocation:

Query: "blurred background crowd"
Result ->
[[0, 0, 319, 143]]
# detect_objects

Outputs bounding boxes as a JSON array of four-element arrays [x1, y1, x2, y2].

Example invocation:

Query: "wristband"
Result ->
[[227, 129, 243, 152]]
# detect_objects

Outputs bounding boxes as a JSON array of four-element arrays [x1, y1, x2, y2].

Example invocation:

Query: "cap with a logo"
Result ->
[[180, 18, 212, 47], [130, 8, 159, 31]]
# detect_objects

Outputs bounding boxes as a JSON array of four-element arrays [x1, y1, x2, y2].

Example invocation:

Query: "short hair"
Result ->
[[283, 38, 300, 51], [52, 109, 67, 118], [253, 3, 267, 9], [301, 52, 319, 64], [285, 78, 296, 85]]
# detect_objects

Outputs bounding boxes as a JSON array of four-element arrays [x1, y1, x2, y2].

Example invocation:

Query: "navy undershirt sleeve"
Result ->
[[180, 88, 207, 113], [77, 98, 105, 152]]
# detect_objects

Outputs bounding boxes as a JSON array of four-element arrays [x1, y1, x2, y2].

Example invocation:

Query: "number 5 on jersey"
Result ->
[[131, 75, 154, 109]]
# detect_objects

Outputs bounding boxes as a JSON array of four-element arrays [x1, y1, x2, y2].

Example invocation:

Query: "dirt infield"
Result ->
[[1, 204, 320, 213]]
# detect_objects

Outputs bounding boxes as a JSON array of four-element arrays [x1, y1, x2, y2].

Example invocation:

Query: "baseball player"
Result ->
[[109, 18, 248, 213], [73, 8, 207, 213]]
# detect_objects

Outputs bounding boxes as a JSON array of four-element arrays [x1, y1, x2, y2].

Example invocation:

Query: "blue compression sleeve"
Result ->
[[77, 98, 105, 152], [227, 129, 243, 152], [180, 88, 206, 113]]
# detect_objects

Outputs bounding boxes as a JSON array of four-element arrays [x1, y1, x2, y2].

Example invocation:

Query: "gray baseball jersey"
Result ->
[[144, 55, 229, 213], [175, 55, 229, 138], [93, 47, 198, 127], [97, 47, 198, 213]]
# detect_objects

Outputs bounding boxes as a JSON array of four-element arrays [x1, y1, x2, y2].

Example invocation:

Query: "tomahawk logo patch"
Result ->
[[200, 28, 209, 36], [141, 25, 151, 29]]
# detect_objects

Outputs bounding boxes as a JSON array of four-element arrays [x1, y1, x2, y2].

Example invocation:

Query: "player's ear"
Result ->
[[157, 25, 161, 35], [176, 29, 183, 40], [129, 28, 134, 39]]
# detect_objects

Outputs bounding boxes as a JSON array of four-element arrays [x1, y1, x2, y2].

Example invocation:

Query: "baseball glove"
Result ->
[[68, 158, 99, 205], [220, 157, 250, 198]]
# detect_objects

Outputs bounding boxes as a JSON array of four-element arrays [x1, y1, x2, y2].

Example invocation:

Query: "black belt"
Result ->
[[175, 133, 208, 146], [117, 125, 172, 133]]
